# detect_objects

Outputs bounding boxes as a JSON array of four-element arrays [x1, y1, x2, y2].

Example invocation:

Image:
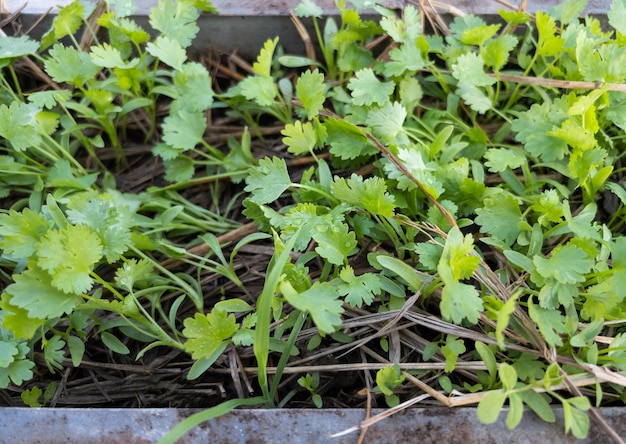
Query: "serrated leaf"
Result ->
[[44, 44, 101, 87], [0, 36, 39, 66], [461, 24, 501, 46], [282, 120, 317, 155], [324, 117, 377, 160], [366, 101, 407, 144], [452, 53, 495, 87], [440, 280, 483, 325], [512, 102, 568, 162], [535, 11, 564, 56], [149, 0, 199, 48], [244, 157, 292, 204], [347, 68, 395, 106], [4, 267, 83, 319], [51, 0, 84, 40], [608, 0, 626, 34], [162, 109, 206, 151], [239, 75, 279, 107], [36, 224, 103, 294], [90, 43, 139, 69], [533, 245, 593, 285], [330, 174, 395, 217], [528, 299, 567, 346], [146, 36, 187, 70], [483, 35, 518, 72], [0, 208, 49, 259], [297, 69, 326, 119], [484, 147, 526, 173], [253, 37, 279, 77], [282, 281, 343, 334], [183, 310, 238, 360], [475, 192, 523, 246], [0, 102, 42, 151], [313, 221, 357, 265], [337, 266, 382, 308], [295, 0, 324, 17]]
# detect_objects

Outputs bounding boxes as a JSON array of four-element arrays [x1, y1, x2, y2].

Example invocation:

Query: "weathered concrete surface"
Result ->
[[0, 407, 625, 443]]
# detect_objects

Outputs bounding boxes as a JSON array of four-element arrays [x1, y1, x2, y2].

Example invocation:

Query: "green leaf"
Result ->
[[512, 102, 568, 162], [535, 11, 564, 56], [519, 390, 555, 423], [475, 342, 497, 385], [347, 68, 395, 106], [146, 36, 187, 70], [506, 392, 524, 430], [439, 226, 481, 282], [161, 109, 206, 151], [164, 156, 195, 183], [496, 291, 519, 349], [51, 0, 84, 40], [441, 335, 466, 372], [451, 53, 495, 87], [312, 221, 357, 265], [43, 335, 65, 372], [244, 157, 292, 204], [383, 43, 426, 77], [172, 62, 214, 112], [0, 102, 43, 151], [475, 191, 523, 246], [281, 281, 343, 334], [483, 35, 518, 72], [477, 390, 507, 424], [36, 224, 103, 294], [461, 24, 501, 46], [183, 310, 238, 360], [239, 75, 279, 107], [4, 268, 82, 319], [149, 0, 199, 48], [100, 331, 130, 355], [297, 69, 326, 119], [528, 299, 567, 346], [324, 117, 377, 160], [484, 148, 526, 173], [252, 37, 279, 77], [376, 255, 423, 292], [90, 43, 139, 69], [376, 364, 404, 396], [282, 121, 317, 155], [549, 0, 588, 23], [608, 0, 626, 34], [499, 362, 517, 391], [46, 159, 99, 190], [563, 400, 591, 439], [44, 44, 101, 87], [295, 0, 324, 18], [366, 101, 407, 145], [0, 208, 49, 259], [337, 266, 382, 308], [330, 174, 395, 217], [0, 36, 39, 67], [67, 335, 85, 367], [440, 281, 483, 325], [21, 387, 43, 407], [533, 245, 593, 285]]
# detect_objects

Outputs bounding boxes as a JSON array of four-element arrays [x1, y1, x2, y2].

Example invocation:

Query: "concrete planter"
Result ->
[[1, 1, 623, 443]]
